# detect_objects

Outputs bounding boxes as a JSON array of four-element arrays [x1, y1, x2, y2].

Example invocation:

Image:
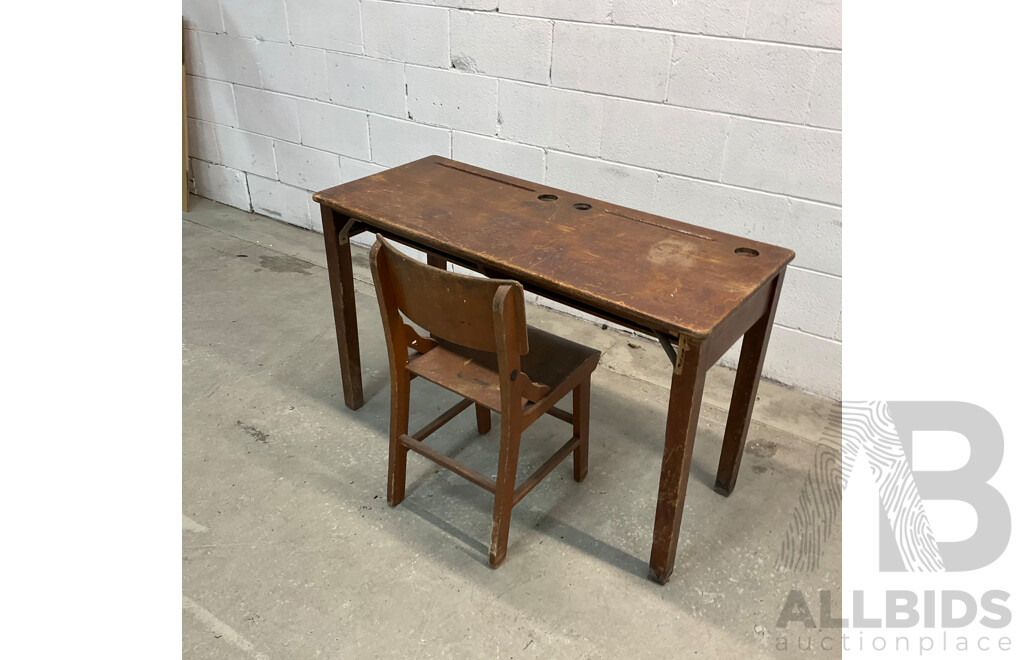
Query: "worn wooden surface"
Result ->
[[314, 156, 794, 341]]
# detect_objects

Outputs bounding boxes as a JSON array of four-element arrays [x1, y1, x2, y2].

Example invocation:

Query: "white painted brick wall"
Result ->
[[296, 99, 370, 159], [546, 151, 658, 209], [219, 0, 289, 42], [190, 159, 250, 211], [287, 0, 361, 53], [406, 66, 498, 134], [234, 86, 300, 142], [746, 0, 842, 49], [185, 32, 260, 87], [187, 119, 219, 163], [668, 37, 818, 124], [809, 52, 842, 130], [551, 24, 672, 102], [498, 81, 603, 155], [430, 0, 498, 10], [256, 42, 329, 101], [183, 0, 842, 398], [614, 0, 748, 36], [326, 54, 406, 118], [339, 156, 385, 184], [212, 124, 277, 179], [601, 98, 730, 178], [774, 267, 841, 340], [452, 131, 544, 181], [721, 119, 841, 204], [186, 76, 236, 127], [362, 1, 449, 67], [274, 141, 342, 191], [367, 115, 451, 167], [248, 175, 313, 229], [450, 12, 551, 84], [182, 0, 222, 32], [501, 0, 612, 23]]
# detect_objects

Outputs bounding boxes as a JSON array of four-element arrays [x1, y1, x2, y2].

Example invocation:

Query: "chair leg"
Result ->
[[489, 422, 522, 568], [475, 403, 491, 434], [573, 380, 590, 482], [387, 375, 411, 506]]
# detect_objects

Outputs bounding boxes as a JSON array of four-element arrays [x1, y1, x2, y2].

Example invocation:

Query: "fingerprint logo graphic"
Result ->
[[777, 401, 957, 572], [842, 401, 945, 571], [775, 406, 841, 572]]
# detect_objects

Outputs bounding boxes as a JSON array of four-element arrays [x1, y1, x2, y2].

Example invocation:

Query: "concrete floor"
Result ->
[[183, 196, 841, 659]]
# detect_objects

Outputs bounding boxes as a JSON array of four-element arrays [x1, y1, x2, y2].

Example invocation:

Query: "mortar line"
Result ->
[[188, 72, 843, 135]]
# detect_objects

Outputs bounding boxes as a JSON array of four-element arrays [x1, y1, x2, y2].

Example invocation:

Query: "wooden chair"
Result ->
[[369, 235, 601, 567]]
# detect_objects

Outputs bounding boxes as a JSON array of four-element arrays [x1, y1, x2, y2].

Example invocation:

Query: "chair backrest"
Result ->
[[370, 235, 529, 356]]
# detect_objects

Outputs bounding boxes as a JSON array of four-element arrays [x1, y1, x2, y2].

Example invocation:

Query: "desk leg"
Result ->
[[321, 205, 364, 410], [714, 269, 786, 496], [648, 341, 707, 585]]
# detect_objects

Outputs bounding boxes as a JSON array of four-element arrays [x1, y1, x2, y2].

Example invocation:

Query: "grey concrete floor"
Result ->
[[183, 196, 841, 659]]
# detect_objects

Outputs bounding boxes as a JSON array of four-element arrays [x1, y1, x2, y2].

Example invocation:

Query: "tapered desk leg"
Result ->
[[320, 205, 364, 410], [714, 269, 786, 496], [648, 341, 707, 585]]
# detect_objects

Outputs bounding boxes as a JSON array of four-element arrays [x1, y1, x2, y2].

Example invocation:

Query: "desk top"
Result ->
[[314, 156, 794, 339]]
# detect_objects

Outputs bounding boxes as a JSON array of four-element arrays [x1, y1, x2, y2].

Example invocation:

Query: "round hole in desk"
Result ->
[[573, 203, 592, 210], [734, 247, 760, 257], [538, 194, 558, 201]]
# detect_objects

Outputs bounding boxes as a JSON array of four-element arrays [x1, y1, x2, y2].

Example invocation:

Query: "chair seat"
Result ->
[[406, 325, 600, 413]]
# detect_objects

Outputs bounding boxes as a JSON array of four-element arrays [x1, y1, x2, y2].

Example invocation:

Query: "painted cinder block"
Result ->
[[498, 81, 604, 156], [220, 0, 289, 43], [668, 36, 819, 124], [450, 12, 552, 84], [451, 132, 545, 182], [362, 1, 449, 68], [721, 118, 841, 204], [296, 99, 370, 160], [274, 141, 343, 191], [759, 326, 840, 400], [234, 86, 300, 143], [187, 119, 220, 163], [601, 97, 730, 179], [327, 53, 406, 118], [340, 156, 385, 183], [257, 42, 329, 102], [368, 115, 451, 167], [613, 0, 748, 37], [185, 31, 261, 87], [406, 66, 498, 135], [774, 267, 842, 339], [808, 52, 842, 130], [551, 23, 673, 102], [745, 0, 842, 49], [191, 159, 251, 211], [213, 125, 278, 179], [182, 0, 223, 32], [287, 0, 362, 54], [248, 175, 314, 229], [500, 0, 613, 23], [545, 151, 658, 210], [186, 76, 237, 127]]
